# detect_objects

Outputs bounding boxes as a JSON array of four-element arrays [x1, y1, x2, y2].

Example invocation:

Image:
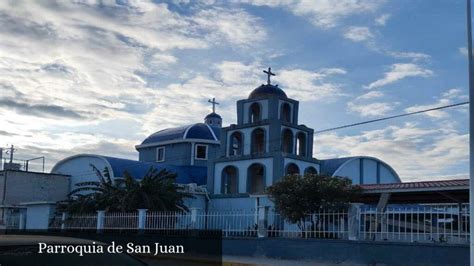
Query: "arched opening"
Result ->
[[280, 102, 291, 123], [304, 166, 318, 175], [281, 129, 293, 154], [285, 163, 300, 175], [296, 132, 306, 156], [221, 166, 238, 194], [249, 102, 261, 123], [229, 131, 243, 156], [251, 128, 265, 154], [247, 163, 265, 194]]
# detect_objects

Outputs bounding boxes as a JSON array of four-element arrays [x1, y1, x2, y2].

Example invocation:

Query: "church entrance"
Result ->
[[247, 163, 265, 194]]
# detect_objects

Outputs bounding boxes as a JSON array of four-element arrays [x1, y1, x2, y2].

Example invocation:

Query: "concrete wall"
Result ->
[[0, 171, 69, 205], [222, 238, 468, 265]]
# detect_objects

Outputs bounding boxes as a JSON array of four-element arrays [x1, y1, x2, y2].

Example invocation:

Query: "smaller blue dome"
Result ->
[[205, 112, 222, 119], [249, 84, 287, 99], [140, 123, 220, 146]]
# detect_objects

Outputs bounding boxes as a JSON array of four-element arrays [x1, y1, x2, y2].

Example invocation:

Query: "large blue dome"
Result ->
[[248, 84, 287, 99], [140, 123, 220, 146]]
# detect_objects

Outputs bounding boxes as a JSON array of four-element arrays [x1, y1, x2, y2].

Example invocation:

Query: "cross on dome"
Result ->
[[208, 97, 219, 113], [263, 67, 275, 85]]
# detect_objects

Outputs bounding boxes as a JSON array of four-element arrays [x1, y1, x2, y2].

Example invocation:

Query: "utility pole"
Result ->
[[466, 0, 474, 264]]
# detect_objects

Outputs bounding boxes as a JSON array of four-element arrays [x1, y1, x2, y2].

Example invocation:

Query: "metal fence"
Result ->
[[359, 204, 470, 244], [48, 204, 469, 244]]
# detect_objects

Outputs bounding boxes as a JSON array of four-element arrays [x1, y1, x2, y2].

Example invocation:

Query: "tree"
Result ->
[[57, 164, 192, 214], [267, 174, 361, 233]]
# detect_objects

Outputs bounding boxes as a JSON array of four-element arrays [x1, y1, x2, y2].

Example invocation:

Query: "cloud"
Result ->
[[374, 13, 390, 26], [366, 63, 433, 89], [347, 101, 395, 117], [0, 98, 85, 119], [314, 122, 468, 181], [277, 68, 347, 101], [404, 88, 468, 119], [387, 51, 430, 61], [343, 26, 373, 42], [459, 47, 468, 56], [356, 91, 384, 100], [243, 0, 386, 28]]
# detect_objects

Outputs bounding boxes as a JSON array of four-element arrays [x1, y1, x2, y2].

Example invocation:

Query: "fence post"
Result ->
[[60, 212, 67, 232], [96, 210, 105, 234], [348, 203, 362, 240], [137, 209, 147, 233], [19, 213, 25, 230], [257, 206, 269, 238], [190, 208, 199, 229]]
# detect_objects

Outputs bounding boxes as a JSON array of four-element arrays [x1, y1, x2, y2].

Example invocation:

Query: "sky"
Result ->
[[0, 0, 469, 181]]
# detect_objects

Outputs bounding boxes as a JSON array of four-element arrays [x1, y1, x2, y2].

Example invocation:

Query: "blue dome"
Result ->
[[140, 123, 220, 146], [249, 84, 287, 99], [205, 112, 222, 119]]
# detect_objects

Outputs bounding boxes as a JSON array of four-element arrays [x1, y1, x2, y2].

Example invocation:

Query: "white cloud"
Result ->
[[244, 0, 386, 28], [366, 63, 433, 89], [277, 68, 347, 101], [459, 47, 468, 56], [404, 88, 468, 119], [314, 123, 468, 181], [347, 101, 395, 117], [388, 51, 430, 61], [343, 26, 373, 42], [356, 91, 384, 100], [374, 13, 390, 26]]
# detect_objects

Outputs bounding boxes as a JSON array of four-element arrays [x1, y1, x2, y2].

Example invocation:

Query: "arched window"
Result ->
[[247, 163, 265, 194], [221, 166, 238, 194], [280, 103, 291, 123], [251, 128, 265, 154], [229, 131, 243, 156], [296, 132, 306, 156], [249, 102, 261, 123], [281, 129, 293, 154], [285, 163, 300, 175], [304, 166, 318, 175]]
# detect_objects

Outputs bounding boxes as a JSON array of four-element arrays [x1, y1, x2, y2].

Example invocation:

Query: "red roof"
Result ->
[[361, 179, 469, 191]]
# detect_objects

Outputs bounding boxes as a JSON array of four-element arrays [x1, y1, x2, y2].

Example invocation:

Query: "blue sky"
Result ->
[[0, 0, 469, 181]]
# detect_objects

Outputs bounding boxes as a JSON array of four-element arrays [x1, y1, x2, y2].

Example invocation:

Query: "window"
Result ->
[[296, 132, 306, 156], [195, 144, 208, 160], [281, 129, 293, 154], [229, 131, 243, 156], [156, 147, 165, 162], [280, 102, 291, 123], [251, 128, 265, 154], [285, 163, 300, 175], [249, 102, 261, 123], [304, 166, 318, 175], [221, 166, 238, 194], [247, 163, 265, 194]]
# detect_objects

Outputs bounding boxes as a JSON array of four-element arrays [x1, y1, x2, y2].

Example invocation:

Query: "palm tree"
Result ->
[[57, 164, 192, 214]]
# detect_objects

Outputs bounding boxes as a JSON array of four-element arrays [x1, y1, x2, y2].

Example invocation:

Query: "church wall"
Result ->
[[53, 156, 110, 191], [208, 195, 275, 211], [333, 159, 361, 184], [380, 165, 399, 183], [138, 143, 192, 166], [213, 158, 273, 194], [363, 159, 378, 184]]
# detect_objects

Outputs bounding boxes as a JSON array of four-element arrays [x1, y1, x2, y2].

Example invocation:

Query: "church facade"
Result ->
[[52, 68, 400, 210]]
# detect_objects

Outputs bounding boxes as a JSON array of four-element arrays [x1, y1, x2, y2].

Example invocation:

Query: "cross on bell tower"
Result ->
[[208, 97, 219, 113], [263, 67, 275, 85]]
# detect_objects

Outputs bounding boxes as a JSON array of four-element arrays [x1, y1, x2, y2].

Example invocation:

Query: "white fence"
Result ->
[[48, 204, 469, 244], [359, 204, 470, 244]]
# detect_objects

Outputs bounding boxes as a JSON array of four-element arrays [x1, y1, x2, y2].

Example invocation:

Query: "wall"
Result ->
[[0, 171, 69, 205], [52, 155, 107, 191], [222, 238, 468, 265]]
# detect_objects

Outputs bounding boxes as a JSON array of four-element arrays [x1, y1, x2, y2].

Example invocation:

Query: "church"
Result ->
[[52, 68, 401, 210]]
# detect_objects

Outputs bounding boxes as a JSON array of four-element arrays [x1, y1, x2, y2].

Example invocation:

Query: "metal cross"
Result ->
[[208, 97, 219, 113], [263, 67, 275, 85]]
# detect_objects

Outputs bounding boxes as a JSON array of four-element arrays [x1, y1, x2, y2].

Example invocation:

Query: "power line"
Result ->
[[314, 101, 469, 134]]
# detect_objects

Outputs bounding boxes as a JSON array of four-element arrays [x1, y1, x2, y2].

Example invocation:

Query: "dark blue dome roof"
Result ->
[[140, 123, 220, 146], [249, 84, 287, 99]]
